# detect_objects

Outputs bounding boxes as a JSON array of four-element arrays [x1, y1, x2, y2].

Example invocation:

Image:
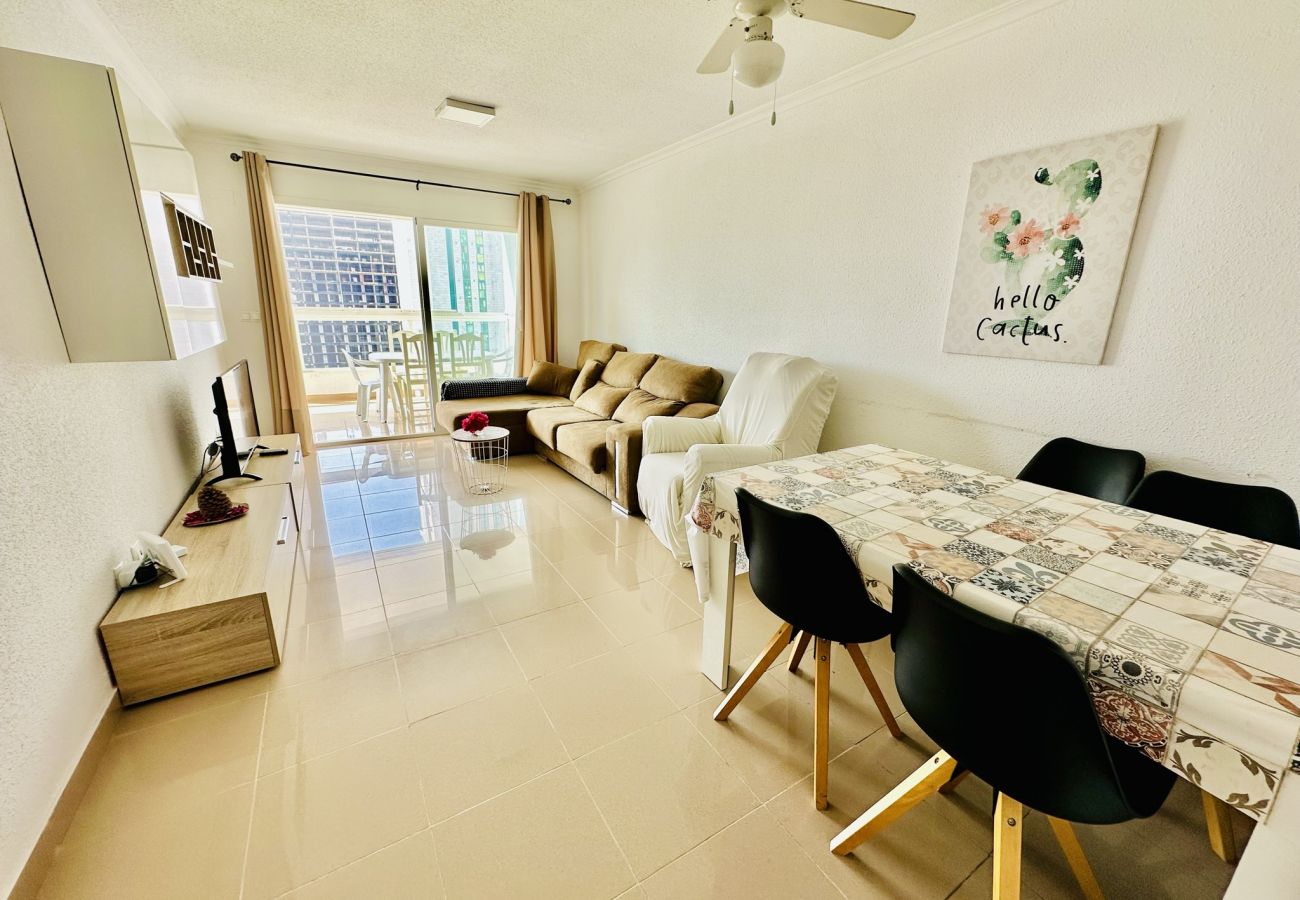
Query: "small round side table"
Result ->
[[451, 426, 510, 495]]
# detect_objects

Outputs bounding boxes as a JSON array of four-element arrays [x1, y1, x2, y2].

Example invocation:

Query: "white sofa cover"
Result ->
[[637, 352, 838, 565]]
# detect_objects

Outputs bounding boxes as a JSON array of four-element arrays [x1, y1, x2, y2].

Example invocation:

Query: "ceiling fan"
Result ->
[[698, 0, 916, 120]]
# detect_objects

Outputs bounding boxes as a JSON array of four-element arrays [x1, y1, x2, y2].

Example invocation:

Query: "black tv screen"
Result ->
[[215, 360, 258, 453]]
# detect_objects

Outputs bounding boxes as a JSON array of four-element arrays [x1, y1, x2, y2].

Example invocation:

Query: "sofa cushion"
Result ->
[[612, 388, 683, 424], [526, 406, 606, 449], [576, 339, 626, 368], [555, 420, 612, 473], [434, 393, 571, 435], [601, 351, 658, 388], [569, 360, 604, 401], [525, 361, 580, 398], [640, 358, 722, 404], [574, 382, 633, 418]]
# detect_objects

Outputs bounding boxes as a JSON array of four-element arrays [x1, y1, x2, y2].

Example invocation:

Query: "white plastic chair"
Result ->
[[637, 352, 838, 565], [343, 350, 381, 422]]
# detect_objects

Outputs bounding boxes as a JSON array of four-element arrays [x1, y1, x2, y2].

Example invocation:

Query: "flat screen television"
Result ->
[[209, 359, 264, 485]]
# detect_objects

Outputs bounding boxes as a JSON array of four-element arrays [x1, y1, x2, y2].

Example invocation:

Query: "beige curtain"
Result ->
[[243, 152, 314, 455], [515, 192, 558, 376]]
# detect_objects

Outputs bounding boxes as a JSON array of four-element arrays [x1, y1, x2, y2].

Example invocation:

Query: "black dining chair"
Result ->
[[1127, 470, 1300, 550], [1125, 469, 1300, 861], [831, 565, 1175, 899], [714, 489, 902, 810], [1017, 436, 1146, 504]]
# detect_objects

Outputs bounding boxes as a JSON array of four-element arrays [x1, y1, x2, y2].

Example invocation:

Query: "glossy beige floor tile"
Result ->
[[531, 651, 677, 757], [683, 656, 896, 803], [37, 784, 253, 900], [370, 525, 452, 564], [454, 530, 550, 582], [376, 552, 472, 604], [301, 538, 375, 580], [396, 629, 526, 721], [499, 603, 621, 679], [299, 568, 384, 622], [588, 513, 657, 548], [260, 659, 407, 774], [638, 806, 841, 900], [531, 522, 617, 563], [245, 730, 428, 898], [577, 714, 758, 878], [585, 580, 700, 645], [408, 684, 569, 823], [277, 606, 394, 685], [384, 585, 493, 654], [766, 718, 994, 899], [78, 695, 264, 809], [284, 830, 443, 900], [622, 619, 723, 711], [477, 562, 581, 624], [552, 547, 650, 599], [431, 765, 635, 900]]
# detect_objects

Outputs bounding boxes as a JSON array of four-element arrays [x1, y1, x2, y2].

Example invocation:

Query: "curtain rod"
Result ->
[[228, 152, 573, 205]]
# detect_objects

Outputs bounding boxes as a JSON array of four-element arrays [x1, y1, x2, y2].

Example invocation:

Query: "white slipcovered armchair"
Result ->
[[637, 352, 838, 565]]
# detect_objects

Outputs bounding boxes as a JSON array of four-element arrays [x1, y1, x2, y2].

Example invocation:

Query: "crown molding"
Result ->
[[581, 0, 1065, 192], [68, 0, 187, 136]]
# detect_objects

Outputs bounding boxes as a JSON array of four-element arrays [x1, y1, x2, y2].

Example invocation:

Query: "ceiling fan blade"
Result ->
[[789, 0, 915, 39], [697, 17, 747, 74]]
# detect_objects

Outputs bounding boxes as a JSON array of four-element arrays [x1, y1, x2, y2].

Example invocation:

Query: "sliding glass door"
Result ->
[[418, 223, 520, 384], [276, 206, 521, 445]]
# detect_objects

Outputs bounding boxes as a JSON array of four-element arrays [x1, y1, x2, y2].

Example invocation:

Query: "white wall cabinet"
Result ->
[[0, 48, 225, 362]]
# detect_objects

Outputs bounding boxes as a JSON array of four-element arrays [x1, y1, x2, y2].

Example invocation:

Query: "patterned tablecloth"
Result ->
[[689, 444, 1300, 822]]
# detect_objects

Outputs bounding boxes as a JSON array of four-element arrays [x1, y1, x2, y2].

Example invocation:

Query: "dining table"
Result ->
[[367, 350, 406, 423], [687, 443, 1300, 895]]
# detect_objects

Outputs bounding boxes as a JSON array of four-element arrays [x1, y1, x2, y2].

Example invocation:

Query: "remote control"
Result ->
[[259, 448, 290, 456]]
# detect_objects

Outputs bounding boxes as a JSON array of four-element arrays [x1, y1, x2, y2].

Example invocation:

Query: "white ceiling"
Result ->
[[1, 0, 1005, 186]]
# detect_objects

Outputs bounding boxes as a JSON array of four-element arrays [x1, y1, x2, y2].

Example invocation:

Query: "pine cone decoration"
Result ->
[[197, 485, 233, 521]]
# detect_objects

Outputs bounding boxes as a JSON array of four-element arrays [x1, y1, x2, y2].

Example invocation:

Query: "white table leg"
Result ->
[[699, 535, 737, 690], [378, 362, 392, 423]]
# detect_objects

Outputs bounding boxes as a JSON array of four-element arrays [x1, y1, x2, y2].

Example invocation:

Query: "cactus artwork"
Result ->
[[942, 126, 1158, 364]]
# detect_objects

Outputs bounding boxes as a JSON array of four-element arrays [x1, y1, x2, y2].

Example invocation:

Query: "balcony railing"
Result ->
[[292, 305, 515, 399]]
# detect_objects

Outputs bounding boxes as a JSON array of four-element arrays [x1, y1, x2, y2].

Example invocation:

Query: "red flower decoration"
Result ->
[[462, 411, 490, 434]]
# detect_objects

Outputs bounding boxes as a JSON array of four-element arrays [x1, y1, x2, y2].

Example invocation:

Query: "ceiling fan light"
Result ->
[[733, 38, 784, 88]]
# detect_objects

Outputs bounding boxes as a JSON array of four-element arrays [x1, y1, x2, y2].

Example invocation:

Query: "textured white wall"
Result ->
[[579, 0, 1300, 497], [0, 115, 239, 891]]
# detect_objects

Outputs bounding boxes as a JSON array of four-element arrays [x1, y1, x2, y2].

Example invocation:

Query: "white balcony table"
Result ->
[[367, 350, 405, 423], [687, 443, 1300, 893]]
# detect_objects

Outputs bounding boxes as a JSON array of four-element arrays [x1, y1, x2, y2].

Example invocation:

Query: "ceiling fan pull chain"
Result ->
[[770, 81, 778, 126], [729, 65, 736, 116]]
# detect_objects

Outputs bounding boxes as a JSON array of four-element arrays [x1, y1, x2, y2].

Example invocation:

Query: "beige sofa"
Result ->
[[435, 340, 722, 514]]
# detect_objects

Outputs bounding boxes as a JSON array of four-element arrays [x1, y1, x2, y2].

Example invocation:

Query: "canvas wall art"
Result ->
[[942, 125, 1158, 364]]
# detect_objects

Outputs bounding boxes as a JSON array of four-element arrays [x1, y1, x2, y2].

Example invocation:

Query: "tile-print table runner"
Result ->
[[688, 444, 1300, 821]]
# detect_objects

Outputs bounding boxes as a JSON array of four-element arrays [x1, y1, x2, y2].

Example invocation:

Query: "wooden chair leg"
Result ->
[[788, 630, 812, 672], [937, 766, 971, 795], [713, 623, 793, 721], [843, 643, 903, 739], [1047, 816, 1104, 900], [813, 637, 832, 810], [1201, 790, 1239, 863], [993, 793, 1023, 900], [830, 751, 956, 856]]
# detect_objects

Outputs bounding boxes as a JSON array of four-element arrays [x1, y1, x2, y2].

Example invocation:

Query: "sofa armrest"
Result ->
[[439, 377, 528, 401], [606, 422, 644, 514], [682, 443, 782, 519], [677, 402, 720, 419], [643, 415, 722, 455]]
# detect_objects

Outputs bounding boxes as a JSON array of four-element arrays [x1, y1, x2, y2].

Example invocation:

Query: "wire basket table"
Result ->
[[450, 426, 510, 495]]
